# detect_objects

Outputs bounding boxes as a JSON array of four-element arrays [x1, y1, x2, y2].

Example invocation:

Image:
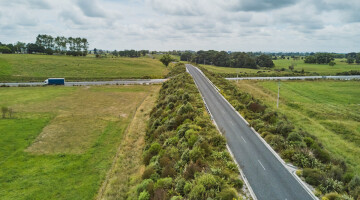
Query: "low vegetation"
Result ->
[[0, 85, 158, 199], [135, 63, 244, 199], [198, 66, 360, 199], [0, 54, 168, 82]]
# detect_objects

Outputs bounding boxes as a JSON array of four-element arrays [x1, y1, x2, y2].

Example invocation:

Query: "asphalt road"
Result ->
[[186, 64, 315, 200], [0, 79, 167, 87], [226, 75, 360, 81]]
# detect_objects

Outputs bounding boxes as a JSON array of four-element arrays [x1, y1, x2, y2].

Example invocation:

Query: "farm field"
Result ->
[[0, 54, 169, 82], [273, 58, 360, 75], [0, 85, 159, 199], [234, 80, 360, 173], [198, 59, 360, 76]]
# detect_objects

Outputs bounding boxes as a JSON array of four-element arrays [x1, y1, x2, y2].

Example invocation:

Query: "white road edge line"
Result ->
[[190, 64, 318, 200], [186, 65, 258, 200], [241, 136, 247, 143], [258, 160, 266, 170]]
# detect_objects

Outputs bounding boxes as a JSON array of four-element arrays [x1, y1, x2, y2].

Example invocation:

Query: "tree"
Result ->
[[328, 61, 336, 66], [256, 54, 275, 68], [0, 46, 12, 54], [347, 57, 355, 64], [14, 42, 26, 53], [160, 54, 174, 67]]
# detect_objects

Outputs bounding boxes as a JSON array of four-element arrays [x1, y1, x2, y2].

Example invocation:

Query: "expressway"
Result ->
[[186, 64, 316, 200], [0, 79, 167, 87]]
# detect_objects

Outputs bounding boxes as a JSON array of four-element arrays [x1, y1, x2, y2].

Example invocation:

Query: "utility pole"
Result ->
[[277, 81, 280, 109]]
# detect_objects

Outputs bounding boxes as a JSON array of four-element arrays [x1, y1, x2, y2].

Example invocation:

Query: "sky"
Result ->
[[0, 0, 359, 52]]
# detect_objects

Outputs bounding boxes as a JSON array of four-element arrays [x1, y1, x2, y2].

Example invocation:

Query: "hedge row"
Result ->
[[197, 66, 360, 199], [135, 63, 244, 200]]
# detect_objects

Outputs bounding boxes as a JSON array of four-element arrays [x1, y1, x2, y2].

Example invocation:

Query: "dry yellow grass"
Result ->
[[25, 86, 152, 154], [97, 86, 160, 200]]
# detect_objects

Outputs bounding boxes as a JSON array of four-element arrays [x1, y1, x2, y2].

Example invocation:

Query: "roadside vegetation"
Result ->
[[0, 85, 158, 199], [0, 54, 168, 82], [198, 66, 360, 199], [135, 63, 245, 199]]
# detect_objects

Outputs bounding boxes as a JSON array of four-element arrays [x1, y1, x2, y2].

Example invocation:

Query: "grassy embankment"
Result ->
[[235, 80, 360, 174], [0, 85, 159, 199], [0, 54, 169, 82], [199, 58, 360, 77], [133, 63, 246, 199], [199, 66, 360, 199]]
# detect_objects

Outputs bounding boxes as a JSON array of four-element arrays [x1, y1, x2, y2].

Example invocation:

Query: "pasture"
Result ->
[[0, 85, 159, 199], [234, 80, 360, 173], [198, 59, 360, 76], [273, 58, 360, 75], [0, 54, 169, 82]]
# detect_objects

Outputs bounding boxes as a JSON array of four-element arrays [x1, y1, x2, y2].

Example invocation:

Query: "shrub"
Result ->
[[175, 178, 186, 195], [189, 146, 204, 162], [184, 162, 202, 180], [155, 177, 173, 190], [137, 179, 154, 195], [138, 191, 150, 200], [247, 102, 266, 113], [287, 132, 303, 142], [275, 121, 294, 137], [323, 192, 341, 200], [197, 174, 219, 190], [142, 166, 156, 180], [189, 184, 206, 200], [161, 166, 176, 178], [183, 182, 192, 195], [303, 168, 325, 186], [319, 178, 344, 193], [216, 188, 238, 200]]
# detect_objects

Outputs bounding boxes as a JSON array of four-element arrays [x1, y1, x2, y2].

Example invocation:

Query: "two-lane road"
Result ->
[[186, 64, 315, 200]]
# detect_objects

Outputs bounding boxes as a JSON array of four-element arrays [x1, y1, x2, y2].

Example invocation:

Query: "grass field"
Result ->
[[273, 58, 360, 75], [198, 59, 360, 76], [234, 80, 360, 173], [0, 54, 169, 82], [0, 85, 159, 199]]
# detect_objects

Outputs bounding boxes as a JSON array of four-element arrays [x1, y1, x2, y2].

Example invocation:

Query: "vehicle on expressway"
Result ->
[[44, 78, 65, 85]]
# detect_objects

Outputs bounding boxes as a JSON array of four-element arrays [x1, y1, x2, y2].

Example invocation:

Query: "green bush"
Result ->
[[216, 188, 238, 200], [303, 168, 325, 186], [155, 177, 173, 190], [287, 132, 303, 142], [136, 179, 154, 195], [196, 174, 219, 190], [189, 184, 206, 200], [138, 191, 150, 200]]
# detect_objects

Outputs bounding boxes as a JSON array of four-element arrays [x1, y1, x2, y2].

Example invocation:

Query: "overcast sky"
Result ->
[[0, 0, 359, 52]]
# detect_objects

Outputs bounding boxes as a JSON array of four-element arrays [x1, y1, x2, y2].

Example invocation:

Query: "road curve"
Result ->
[[0, 79, 167, 87], [186, 64, 316, 200], [226, 75, 360, 81]]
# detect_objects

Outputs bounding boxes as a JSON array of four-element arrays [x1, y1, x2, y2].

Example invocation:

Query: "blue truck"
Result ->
[[44, 78, 65, 85]]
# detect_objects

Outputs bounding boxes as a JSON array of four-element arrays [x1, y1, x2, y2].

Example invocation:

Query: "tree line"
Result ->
[[180, 50, 275, 69], [109, 49, 149, 57], [0, 34, 89, 56]]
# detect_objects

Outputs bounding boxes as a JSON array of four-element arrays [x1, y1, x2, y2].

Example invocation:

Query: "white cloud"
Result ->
[[0, 0, 359, 52]]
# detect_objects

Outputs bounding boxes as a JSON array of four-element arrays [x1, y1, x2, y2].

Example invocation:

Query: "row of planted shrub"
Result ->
[[197, 65, 360, 200], [135, 63, 244, 200]]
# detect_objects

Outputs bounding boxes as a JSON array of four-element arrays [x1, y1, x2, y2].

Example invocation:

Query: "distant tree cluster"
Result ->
[[180, 50, 274, 69], [0, 34, 89, 56], [304, 53, 335, 64], [345, 52, 360, 64], [110, 50, 149, 57]]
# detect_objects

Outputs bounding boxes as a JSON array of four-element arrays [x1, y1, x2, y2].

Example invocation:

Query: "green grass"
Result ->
[[199, 64, 271, 74], [0, 54, 169, 82], [273, 58, 360, 75], [234, 80, 360, 173], [197, 59, 360, 76], [0, 85, 158, 199]]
